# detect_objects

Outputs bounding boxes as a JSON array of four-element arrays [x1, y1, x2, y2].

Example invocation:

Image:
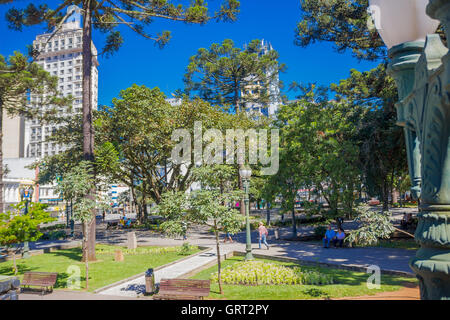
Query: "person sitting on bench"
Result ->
[[333, 228, 345, 248], [323, 225, 336, 248]]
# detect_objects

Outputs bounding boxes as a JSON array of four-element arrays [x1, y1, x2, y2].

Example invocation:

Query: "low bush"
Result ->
[[313, 226, 327, 239], [40, 230, 67, 240], [211, 260, 333, 286]]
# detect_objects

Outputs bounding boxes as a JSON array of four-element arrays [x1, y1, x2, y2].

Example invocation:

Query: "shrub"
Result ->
[[179, 242, 193, 255], [345, 206, 395, 247], [40, 230, 67, 240], [314, 226, 327, 239], [210, 261, 333, 286]]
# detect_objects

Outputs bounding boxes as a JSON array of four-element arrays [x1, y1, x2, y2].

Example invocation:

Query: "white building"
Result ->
[[25, 6, 99, 158], [3, 158, 37, 211], [242, 39, 282, 118], [2, 6, 99, 209]]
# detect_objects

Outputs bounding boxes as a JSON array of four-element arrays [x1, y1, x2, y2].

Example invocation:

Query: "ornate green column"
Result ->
[[388, 0, 450, 299]]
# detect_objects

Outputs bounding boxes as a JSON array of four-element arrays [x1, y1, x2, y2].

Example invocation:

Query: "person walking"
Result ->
[[258, 222, 269, 250]]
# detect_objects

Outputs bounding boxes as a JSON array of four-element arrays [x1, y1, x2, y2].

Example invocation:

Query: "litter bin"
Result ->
[[145, 268, 155, 295]]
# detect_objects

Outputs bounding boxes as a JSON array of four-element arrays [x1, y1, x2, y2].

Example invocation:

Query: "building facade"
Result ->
[[25, 6, 99, 158], [2, 6, 99, 209], [242, 39, 282, 118]]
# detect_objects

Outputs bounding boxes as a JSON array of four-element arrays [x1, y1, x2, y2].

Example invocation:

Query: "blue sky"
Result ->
[[0, 0, 379, 106]]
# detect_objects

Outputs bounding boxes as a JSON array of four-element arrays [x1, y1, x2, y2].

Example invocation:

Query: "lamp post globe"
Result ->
[[368, 0, 439, 49], [239, 167, 253, 261]]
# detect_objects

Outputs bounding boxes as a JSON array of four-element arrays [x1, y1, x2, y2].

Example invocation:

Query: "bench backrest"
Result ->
[[159, 279, 210, 296], [22, 272, 58, 286]]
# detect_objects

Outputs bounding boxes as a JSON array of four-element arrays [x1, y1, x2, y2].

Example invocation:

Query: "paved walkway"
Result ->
[[97, 246, 235, 298], [3, 216, 418, 299]]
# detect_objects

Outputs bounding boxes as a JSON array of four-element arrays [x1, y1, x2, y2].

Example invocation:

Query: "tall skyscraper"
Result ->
[[242, 39, 282, 118], [25, 6, 99, 158]]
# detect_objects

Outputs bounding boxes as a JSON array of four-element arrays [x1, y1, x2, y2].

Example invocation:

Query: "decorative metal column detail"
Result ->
[[388, 0, 450, 299]]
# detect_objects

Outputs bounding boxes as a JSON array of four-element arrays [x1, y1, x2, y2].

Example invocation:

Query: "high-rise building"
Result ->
[[25, 5, 99, 158], [242, 39, 282, 118]]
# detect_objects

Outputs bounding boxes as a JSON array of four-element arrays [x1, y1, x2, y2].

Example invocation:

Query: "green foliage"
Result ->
[[158, 165, 244, 237], [211, 260, 333, 286], [40, 229, 67, 241], [3, 1, 240, 56], [295, 0, 385, 61], [179, 242, 193, 255], [332, 64, 407, 208], [183, 38, 285, 114], [314, 226, 327, 239], [55, 161, 109, 224], [0, 202, 55, 246], [273, 86, 360, 222], [345, 206, 395, 247]]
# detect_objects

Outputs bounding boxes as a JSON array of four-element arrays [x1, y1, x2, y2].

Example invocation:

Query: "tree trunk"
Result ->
[[213, 220, 223, 294], [382, 179, 389, 212], [82, 0, 96, 261], [266, 204, 270, 225], [82, 221, 89, 290], [292, 205, 297, 239]]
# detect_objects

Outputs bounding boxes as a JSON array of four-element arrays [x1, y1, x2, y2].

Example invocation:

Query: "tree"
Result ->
[[295, 0, 385, 61], [55, 161, 108, 287], [183, 38, 283, 214], [183, 38, 284, 114], [0, 51, 67, 213], [332, 65, 408, 211], [96, 85, 246, 221], [3, 0, 241, 261], [158, 165, 244, 295], [275, 87, 360, 229], [0, 201, 54, 274]]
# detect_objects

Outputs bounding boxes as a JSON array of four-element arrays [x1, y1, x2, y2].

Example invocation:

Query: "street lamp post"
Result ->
[[240, 167, 254, 261], [369, 0, 450, 299], [20, 187, 34, 259]]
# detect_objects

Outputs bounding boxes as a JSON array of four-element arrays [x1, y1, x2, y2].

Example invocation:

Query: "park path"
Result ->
[[6, 216, 418, 299], [96, 246, 235, 298]]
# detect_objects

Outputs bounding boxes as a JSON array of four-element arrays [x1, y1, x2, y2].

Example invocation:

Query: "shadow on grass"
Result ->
[[0, 263, 37, 275], [47, 247, 83, 261]]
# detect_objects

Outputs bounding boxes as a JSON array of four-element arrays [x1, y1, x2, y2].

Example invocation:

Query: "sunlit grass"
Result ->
[[0, 244, 200, 292], [191, 256, 417, 300]]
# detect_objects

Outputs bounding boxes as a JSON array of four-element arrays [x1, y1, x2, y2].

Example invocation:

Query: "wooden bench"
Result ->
[[153, 279, 210, 300], [21, 272, 58, 295]]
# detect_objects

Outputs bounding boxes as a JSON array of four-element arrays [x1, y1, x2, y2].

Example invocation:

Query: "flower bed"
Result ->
[[211, 260, 333, 286]]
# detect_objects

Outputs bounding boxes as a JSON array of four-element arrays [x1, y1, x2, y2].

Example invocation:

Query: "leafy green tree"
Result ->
[[95, 85, 244, 221], [0, 51, 68, 213], [275, 87, 360, 229], [332, 65, 407, 210], [3, 0, 241, 260], [0, 201, 54, 274], [295, 0, 385, 61], [158, 165, 244, 294], [183, 38, 284, 114], [55, 161, 109, 284], [182, 38, 281, 214]]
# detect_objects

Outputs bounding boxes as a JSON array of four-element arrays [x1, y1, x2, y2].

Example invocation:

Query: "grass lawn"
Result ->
[[0, 244, 200, 292], [190, 256, 417, 300]]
